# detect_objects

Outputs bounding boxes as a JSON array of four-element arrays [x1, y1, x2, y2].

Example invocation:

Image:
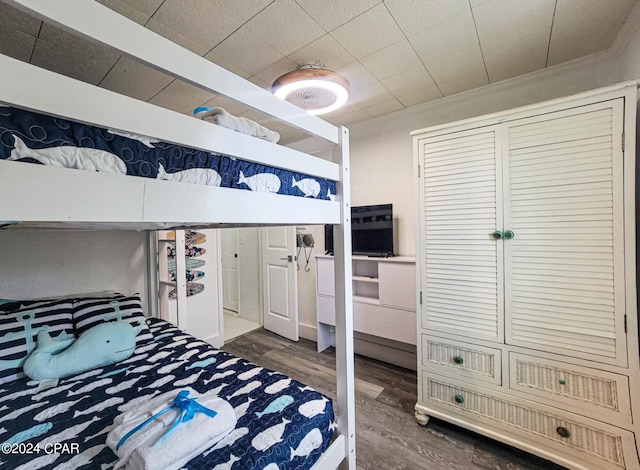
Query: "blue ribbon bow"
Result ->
[[116, 390, 218, 450]]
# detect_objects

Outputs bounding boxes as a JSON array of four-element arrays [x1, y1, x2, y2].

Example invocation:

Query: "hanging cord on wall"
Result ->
[[302, 234, 314, 272], [296, 233, 302, 271]]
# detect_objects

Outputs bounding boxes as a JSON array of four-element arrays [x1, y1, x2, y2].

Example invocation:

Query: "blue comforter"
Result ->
[[0, 318, 334, 469]]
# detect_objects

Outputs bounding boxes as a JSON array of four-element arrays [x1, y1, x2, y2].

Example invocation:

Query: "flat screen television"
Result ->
[[324, 203, 394, 257]]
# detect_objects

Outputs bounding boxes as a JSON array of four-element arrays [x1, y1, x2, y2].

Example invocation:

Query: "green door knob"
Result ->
[[454, 394, 465, 404], [559, 379, 566, 385], [492, 231, 504, 239], [556, 427, 571, 438], [453, 356, 464, 365], [504, 230, 515, 240]]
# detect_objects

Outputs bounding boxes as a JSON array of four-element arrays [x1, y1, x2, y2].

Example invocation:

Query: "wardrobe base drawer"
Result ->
[[509, 353, 632, 425], [422, 335, 501, 385], [419, 374, 637, 470]]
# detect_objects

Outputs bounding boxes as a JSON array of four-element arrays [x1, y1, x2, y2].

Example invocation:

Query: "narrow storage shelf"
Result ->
[[353, 295, 381, 305], [353, 276, 379, 283]]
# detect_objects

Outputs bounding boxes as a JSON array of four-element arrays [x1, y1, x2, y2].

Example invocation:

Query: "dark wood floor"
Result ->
[[224, 329, 567, 470]]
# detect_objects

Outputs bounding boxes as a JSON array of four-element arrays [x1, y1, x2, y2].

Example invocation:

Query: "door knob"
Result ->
[[492, 231, 504, 239], [504, 230, 515, 240], [279, 255, 294, 262]]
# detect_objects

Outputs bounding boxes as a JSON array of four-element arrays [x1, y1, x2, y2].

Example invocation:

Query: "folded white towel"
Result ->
[[107, 388, 236, 470], [196, 107, 280, 143]]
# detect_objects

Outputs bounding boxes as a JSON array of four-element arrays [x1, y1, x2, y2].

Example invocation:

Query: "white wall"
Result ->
[[237, 227, 261, 324], [619, 32, 640, 80], [0, 230, 147, 307], [616, 0, 640, 81]]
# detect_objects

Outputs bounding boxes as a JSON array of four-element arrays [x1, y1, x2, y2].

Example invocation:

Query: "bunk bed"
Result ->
[[0, 1, 355, 469]]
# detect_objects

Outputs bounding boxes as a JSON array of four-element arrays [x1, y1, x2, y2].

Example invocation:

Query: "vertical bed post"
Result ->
[[333, 126, 355, 469], [146, 231, 159, 318], [174, 230, 188, 332]]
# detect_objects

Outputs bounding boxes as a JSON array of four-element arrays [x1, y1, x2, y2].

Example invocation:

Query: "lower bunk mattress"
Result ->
[[0, 317, 335, 469]]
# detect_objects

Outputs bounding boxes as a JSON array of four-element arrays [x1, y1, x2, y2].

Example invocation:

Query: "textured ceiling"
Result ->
[[0, 0, 638, 143]]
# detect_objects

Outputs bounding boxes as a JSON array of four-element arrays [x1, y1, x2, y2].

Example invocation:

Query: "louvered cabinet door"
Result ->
[[504, 99, 628, 366], [418, 126, 503, 343]]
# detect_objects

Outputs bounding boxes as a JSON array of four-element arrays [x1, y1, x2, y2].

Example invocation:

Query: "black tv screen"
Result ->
[[325, 204, 394, 257], [324, 223, 334, 254]]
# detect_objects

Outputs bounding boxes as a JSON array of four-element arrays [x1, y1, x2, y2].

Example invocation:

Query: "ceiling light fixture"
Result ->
[[272, 62, 350, 115]]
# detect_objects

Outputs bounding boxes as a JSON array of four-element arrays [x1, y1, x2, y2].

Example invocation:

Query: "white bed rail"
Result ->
[[0, 160, 341, 226]]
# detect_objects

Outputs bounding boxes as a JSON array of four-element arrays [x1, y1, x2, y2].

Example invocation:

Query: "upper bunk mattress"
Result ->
[[0, 106, 336, 200]]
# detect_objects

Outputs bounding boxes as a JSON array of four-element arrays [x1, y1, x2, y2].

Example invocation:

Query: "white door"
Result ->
[[220, 229, 239, 312], [262, 226, 298, 341]]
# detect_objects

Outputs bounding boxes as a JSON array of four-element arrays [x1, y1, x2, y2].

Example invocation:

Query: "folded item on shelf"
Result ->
[[195, 107, 280, 143]]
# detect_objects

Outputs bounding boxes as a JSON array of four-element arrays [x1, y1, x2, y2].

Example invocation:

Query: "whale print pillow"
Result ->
[[0, 299, 74, 384], [72, 295, 153, 345]]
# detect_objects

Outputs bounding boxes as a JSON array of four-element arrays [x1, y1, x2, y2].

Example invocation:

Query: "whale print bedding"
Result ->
[[0, 317, 335, 470], [0, 106, 337, 201]]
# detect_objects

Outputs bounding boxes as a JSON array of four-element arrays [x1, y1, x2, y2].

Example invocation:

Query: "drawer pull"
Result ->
[[454, 394, 465, 404], [556, 427, 571, 438], [453, 356, 464, 365], [558, 379, 566, 385]]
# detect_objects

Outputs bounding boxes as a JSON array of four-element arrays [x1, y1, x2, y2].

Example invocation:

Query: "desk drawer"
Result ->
[[316, 295, 335, 325], [355, 301, 416, 345]]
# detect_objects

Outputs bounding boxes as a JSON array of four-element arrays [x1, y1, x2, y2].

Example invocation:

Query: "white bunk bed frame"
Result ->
[[0, 1, 356, 469]]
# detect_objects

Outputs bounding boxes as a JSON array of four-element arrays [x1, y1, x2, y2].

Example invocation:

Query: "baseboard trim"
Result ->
[[353, 334, 416, 370], [299, 322, 317, 342], [302, 323, 416, 370]]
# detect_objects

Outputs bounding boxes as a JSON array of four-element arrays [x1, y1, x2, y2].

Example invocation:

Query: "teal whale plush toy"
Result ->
[[23, 321, 143, 381]]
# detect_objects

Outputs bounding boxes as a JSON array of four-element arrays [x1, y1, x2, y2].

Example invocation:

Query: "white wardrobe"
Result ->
[[413, 82, 640, 470]]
